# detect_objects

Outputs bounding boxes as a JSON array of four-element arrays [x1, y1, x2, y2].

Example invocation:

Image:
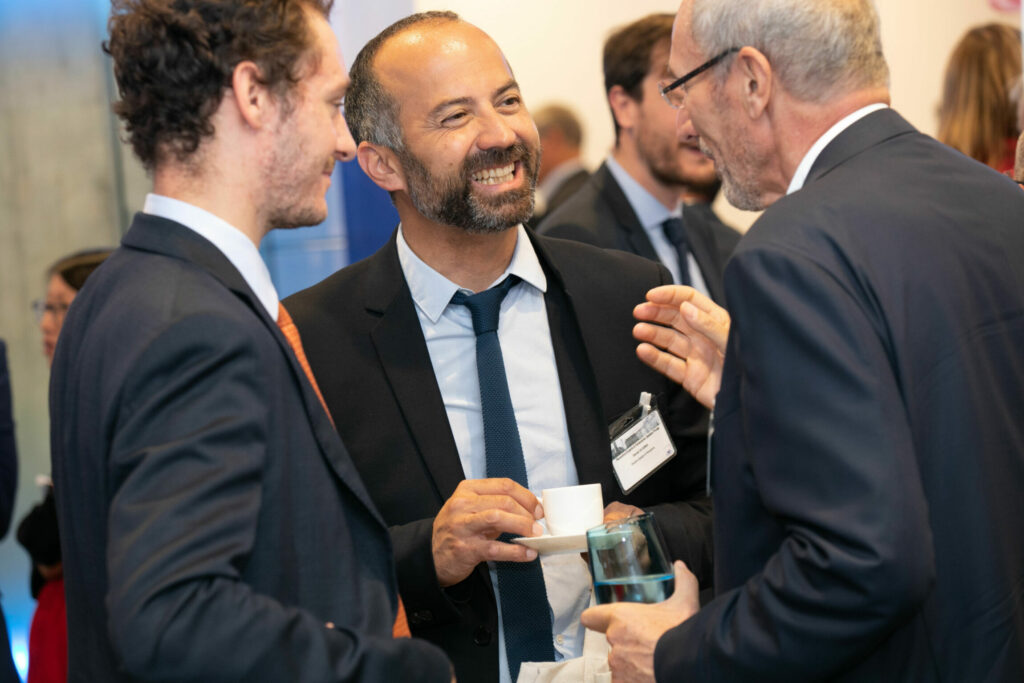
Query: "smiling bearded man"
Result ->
[[283, 11, 717, 683]]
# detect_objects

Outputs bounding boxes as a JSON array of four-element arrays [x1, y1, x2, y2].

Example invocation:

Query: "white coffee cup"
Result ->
[[541, 483, 604, 536]]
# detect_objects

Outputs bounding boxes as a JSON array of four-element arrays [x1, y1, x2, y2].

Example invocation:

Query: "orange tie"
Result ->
[[277, 303, 411, 639]]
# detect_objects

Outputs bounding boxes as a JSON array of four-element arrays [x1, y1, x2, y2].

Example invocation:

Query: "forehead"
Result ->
[[668, 5, 702, 72], [376, 21, 514, 105], [301, 9, 348, 89]]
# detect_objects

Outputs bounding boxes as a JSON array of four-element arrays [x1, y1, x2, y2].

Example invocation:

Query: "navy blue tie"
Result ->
[[451, 276, 555, 680], [661, 216, 693, 286]]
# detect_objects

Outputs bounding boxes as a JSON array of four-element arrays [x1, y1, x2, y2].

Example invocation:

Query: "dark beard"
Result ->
[[399, 141, 538, 233]]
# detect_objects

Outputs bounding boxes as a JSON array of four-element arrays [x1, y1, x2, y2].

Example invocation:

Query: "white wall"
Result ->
[[408, 0, 1021, 230]]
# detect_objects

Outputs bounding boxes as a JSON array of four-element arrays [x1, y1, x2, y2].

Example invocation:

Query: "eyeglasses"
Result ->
[[32, 300, 69, 323], [659, 47, 740, 110]]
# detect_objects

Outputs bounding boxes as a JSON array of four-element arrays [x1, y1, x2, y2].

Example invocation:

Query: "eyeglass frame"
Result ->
[[31, 300, 70, 323], [659, 47, 740, 109]]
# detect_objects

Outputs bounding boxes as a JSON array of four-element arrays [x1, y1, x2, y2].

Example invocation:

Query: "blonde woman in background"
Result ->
[[937, 23, 1022, 174]]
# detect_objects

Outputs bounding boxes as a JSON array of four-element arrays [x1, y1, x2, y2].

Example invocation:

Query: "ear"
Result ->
[[733, 47, 772, 120], [230, 60, 278, 129], [607, 85, 640, 135], [357, 142, 406, 193]]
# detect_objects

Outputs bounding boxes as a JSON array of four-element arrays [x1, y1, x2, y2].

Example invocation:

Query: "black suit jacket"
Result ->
[[49, 214, 450, 682], [656, 109, 1024, 681], [536, 161, 740, 303], [285, 230, 712, 682]]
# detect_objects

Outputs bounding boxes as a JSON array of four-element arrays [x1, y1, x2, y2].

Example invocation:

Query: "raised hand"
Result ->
[[633, 285, 730, 410]]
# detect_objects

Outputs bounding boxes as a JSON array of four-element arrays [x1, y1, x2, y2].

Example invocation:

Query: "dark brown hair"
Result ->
[[49, 250, 114, 291], [105, 0, 333, 170], [603, 13, 673, 142]]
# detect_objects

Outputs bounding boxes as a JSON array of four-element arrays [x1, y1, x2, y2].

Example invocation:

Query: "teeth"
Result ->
[[471, 163, 515, 185]]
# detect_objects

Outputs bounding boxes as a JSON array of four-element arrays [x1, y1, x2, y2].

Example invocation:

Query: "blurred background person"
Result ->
[[18, 249, 110, 683], [528, 104, 590, 226], [0, 341, 20, 683], [538, 13, 738, 303], [1015, 130, 1024, 185], [937, 23, 1022, 173]]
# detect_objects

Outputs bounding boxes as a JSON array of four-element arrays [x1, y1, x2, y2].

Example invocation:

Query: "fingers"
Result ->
[[603, 501, 645, 523], [462, 507, 544, 539], [580, 604, 614, 633], [633, 321, 698, 357], [643, 284, 700, 308], [635, 340, 690, 385], [680, 300, 730, 351], [432, 479, 544, 586]]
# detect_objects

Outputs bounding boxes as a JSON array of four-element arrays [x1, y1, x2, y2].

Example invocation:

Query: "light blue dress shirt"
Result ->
[[605, 156, 710, 296], [397, 225, 593, 683]]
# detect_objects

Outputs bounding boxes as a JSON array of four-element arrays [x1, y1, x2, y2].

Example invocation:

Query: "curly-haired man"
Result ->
[[49, 1, 451, 681]]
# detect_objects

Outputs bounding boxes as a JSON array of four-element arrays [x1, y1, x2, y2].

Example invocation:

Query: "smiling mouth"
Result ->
[[471, 163, 516, 185]]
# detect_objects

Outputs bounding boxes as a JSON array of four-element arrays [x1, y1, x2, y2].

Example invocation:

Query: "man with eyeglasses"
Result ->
[[539, 13, 739, 302], [582, 0, 1024, 681]]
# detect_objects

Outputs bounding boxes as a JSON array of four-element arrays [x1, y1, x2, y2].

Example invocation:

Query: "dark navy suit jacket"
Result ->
[[656, 109, 1024, 681], [49, 214, 450, 682]]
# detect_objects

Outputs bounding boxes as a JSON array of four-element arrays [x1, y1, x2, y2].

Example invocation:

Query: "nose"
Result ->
[[476, 108, 517, 151], [675, 106, 698, 142], [335, 118, 356, 162]]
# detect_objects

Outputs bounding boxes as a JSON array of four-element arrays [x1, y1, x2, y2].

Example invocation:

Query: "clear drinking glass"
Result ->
[[586, 513, 674, 604]]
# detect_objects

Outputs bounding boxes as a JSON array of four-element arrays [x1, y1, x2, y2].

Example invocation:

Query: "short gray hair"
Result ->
[[689, 0, 889, 103], [345, 10, 460, 150]]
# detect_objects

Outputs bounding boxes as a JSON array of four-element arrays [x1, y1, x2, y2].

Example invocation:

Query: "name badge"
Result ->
[[609, 393, 677, 495]]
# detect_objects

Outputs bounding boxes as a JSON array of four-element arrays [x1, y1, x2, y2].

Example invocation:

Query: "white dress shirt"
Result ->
[[605, 156, 711, 296], [397, 225, 592, 683], [143, 193, 280, 321]]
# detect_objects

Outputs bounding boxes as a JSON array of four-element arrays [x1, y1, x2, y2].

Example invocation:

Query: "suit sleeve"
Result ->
[[105, 313, 449, 682], [654, 244, 934, 680]]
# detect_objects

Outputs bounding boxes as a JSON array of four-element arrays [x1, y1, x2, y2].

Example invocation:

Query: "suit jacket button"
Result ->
[[473, 626, 491, 646], [411, 610, 433, 625]]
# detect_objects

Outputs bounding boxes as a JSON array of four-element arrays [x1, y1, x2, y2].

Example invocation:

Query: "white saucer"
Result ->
[[512, 533, 587, 555]]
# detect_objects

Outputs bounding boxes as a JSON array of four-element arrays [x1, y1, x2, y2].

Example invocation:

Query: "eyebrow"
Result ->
[[426, 79, 520, 119]]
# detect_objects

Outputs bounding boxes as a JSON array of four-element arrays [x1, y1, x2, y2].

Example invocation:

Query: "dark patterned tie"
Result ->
[[661, 216, 693, 286], [450, 275, 555, 680]]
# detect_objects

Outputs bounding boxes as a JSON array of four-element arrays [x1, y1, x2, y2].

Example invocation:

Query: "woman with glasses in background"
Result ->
[[18, 249, 111, 683]]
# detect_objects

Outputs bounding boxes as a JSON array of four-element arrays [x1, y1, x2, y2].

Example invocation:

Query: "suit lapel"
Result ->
[[592, 163, 660, 261], [122, 214, 386, 524], [364, 237, 467, 501], [529, 232, 615, 489]]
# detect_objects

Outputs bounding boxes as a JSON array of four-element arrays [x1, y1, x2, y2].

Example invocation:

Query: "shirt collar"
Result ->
[[143, 193, 280, 321], [604, 156, 681, 229], [397, 224, 548, 324], [787, 103, 889, 195]]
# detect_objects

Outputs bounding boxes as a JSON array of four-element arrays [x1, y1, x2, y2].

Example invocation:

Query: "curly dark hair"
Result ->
[[105, 0, 333, 170]]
